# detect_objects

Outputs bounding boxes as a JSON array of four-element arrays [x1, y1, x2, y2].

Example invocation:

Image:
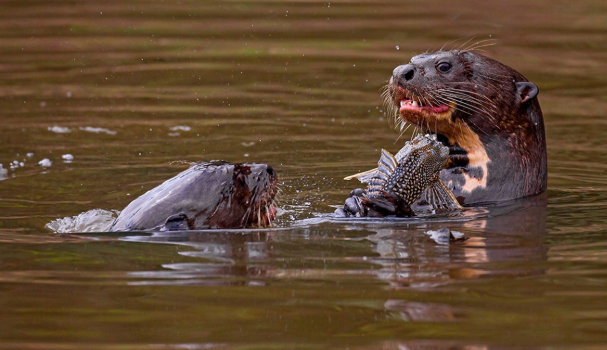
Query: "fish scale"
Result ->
[[345, 134, 463, 211]]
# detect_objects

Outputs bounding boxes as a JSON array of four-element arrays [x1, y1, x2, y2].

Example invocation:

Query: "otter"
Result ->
[[110, 161, 278, 231], [51, 51, 545, 229], [392, 50, 546, 205], [344, 50, 546, 216]]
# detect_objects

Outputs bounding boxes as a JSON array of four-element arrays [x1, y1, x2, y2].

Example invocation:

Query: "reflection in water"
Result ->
[[378, 343, 489, 350], [124, 231, 274, 286], [119, 194, 549, 329], [384, 299, 460, 323], [367, 195, 549, 291], [1, 0, 607, 347]]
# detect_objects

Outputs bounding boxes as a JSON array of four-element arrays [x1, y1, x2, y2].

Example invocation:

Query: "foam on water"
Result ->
[[0, 164, 8, 181], [79, 126, 117, 135], [45, 209, 119, 233], [47, 126, 71, 133], [38, 158, 52, 167]]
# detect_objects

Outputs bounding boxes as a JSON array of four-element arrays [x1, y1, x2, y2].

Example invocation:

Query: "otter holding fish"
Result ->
[[340, 48, 546, 217], [336, 134, 462, 218], [48, 49, 545, 231]]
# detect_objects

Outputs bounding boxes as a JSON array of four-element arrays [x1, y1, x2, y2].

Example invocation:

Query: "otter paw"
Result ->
[[364, 191, 413, 217], [349, 188, 366, 198], [335, 196, 368, 218]]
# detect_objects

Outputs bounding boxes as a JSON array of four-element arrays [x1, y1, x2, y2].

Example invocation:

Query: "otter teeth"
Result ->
[[400, 99, 423, 108]]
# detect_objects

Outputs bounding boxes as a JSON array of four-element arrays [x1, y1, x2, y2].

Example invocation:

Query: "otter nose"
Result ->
[[393, 64, 415, 86], [266, 165, 276, 177]]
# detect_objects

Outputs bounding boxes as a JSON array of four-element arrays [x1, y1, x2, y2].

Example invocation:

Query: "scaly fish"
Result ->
[[345, 134, 462, 211]]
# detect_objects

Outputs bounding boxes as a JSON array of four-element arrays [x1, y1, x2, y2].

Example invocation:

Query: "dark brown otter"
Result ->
[[386, 50, 546, 205], [110, 161, 278, 231]]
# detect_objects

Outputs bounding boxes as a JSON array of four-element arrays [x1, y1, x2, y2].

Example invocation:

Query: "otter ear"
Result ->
[[516, 82, 539, 104]]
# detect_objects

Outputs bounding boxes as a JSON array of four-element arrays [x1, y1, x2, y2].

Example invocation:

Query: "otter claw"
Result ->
[[344, 196, 367, 217], [349, 188, 366, 198], [333, 208, 349, 218]]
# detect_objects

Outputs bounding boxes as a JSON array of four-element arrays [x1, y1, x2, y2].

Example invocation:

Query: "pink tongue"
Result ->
[[268, 205, 277, 219]]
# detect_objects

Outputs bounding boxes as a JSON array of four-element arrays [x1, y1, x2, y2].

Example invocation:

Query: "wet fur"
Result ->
[[110, 162, 278, 231], [386, 50, 547, 205]]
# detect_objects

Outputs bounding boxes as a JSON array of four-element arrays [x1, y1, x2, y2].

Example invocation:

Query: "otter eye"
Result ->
[[436, 62, 452, 73]]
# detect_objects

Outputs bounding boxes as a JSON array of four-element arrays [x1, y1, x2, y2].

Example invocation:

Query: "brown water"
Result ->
[[2, 0, 607, 348]]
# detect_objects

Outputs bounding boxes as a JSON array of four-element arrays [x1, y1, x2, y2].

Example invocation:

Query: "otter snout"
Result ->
[[392, 64, 415, 87]]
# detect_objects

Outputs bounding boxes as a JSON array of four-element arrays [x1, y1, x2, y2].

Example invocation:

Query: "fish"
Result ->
[[345, 134, 462, 211]]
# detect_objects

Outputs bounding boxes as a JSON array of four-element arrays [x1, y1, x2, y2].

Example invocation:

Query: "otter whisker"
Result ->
[[273, 195, 282, 207], [257, 207, 261, 228], [381, 85, 400, 128], [437, 90, 499, 114], [467, 42, 497, 52], [436, 91, 501, 130], [395, 123, 412, 143], [432, 95, 494, 124], [438, 88, 496, 104], [397, 118, 406, 132], [471, 72, 504, 84], [265, 205, 270, 226], [463, 38, 496, 52], [466, 118, 490, 136], [457, 36, 476, 51], [442, 80, 502, 93], [438, 98, 492, 121], [425, 91, 445, 108], [440, 38, 462, 52], [437, 93, 494, 114], [421, 94, 434, 108], [393, 117, 402, 132], [242, 207, 252, 227]]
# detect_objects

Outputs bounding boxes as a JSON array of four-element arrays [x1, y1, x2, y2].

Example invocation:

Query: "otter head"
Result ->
[[386, 50, 546, 204], [110, 161, 279, 232], [208, 162, 279, 229]]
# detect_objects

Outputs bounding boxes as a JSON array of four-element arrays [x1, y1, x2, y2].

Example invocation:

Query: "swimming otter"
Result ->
[[110, 161, 278, 231], [389, 50, 546, 205], [343, 50, 546, 217]]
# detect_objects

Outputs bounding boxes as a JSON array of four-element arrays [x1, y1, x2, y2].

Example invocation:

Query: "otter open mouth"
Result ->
[[249, 201, 278, 228], [399, 97, 450, 114], [386, 84, 455, 130], [244, 180, 280, 228], [386, 87, 470, 168]]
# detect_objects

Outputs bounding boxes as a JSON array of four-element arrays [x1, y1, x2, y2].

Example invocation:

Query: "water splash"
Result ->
[[46, 209, 119, 233]]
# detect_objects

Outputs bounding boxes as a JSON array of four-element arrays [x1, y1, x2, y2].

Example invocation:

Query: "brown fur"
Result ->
[[387, 50, 546, 205]]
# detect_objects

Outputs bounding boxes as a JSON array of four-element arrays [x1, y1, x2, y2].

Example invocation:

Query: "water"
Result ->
[[1, 0, 607, 348]]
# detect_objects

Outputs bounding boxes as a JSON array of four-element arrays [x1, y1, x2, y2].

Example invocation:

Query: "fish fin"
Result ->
[[344, 168, 378, 183], [422, 178, 463, 210], [344, 149, 398, 183], [377, 149, 398, 179], [366, 150, 398, 198]]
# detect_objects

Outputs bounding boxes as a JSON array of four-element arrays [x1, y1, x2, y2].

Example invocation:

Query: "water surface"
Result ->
[[1, 0, 607, 348]]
